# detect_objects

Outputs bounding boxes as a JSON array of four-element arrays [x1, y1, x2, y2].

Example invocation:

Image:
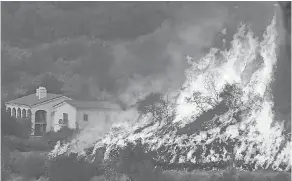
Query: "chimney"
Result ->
[[36, 87, 47, 99]]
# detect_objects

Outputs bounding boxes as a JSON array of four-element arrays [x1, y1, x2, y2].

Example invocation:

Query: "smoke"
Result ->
[[89, 2, 278, 107], [50, 4, 290, 168], [107, 2, 229, 105]]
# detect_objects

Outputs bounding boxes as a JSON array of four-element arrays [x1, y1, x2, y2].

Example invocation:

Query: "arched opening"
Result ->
[[27, 109, 32, 119], [12, 108, 16, 117], [22, 109, 27, 118], [7, 107, 11, 116], [17, 108, 21, 119], [35, 110, 47, 136]]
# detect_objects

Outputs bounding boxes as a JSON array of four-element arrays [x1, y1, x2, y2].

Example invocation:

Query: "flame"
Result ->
[[49, 16, 291, 171]]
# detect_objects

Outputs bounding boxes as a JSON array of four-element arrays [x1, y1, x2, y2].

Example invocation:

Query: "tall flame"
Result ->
[[49, 16, 291, 171]]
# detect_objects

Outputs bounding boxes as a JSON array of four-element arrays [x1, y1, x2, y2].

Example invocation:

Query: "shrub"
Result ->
[[3, 136, 50, 152], [44, 127, 78, 149], [1, 144, 11, 181], [109, 140, 172, 181], [47, 153, 102, 181], [1, 166, 11, 181], [18, 152, 46, 179], [2, 136, 30, 152], [16, 118, 33, 139], [1, 108, 32, 139], [8, 151, 26, 173], [25, 138, 50, 151], [1, 144, 11, 166]]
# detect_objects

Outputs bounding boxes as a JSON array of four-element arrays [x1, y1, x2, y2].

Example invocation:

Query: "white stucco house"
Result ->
[[5, 87, 121, 136]]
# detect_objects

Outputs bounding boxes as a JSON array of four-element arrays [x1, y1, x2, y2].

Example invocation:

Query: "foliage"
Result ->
[[44, 127, 78, 149], [1, 108, 32, 139], [25, 138, 50, 151], [185, 82, 242, 111], [7, 151, 25, 173], [18, 152, 47, 179], [47, 153, 103, 181], [177, 102, 228, 135], [3, 136, 50, 152], [105, 140, 173, 181], [1, 144, 11, 181], [136, 92, 175, 122], [180, 83, 242, 136], [180, 82, 264, 136], [219, 83, 243, 109], [1, 167, 11, 181]]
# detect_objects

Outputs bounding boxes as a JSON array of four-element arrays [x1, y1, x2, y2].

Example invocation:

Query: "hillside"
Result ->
[[50, 17, 291, 172]]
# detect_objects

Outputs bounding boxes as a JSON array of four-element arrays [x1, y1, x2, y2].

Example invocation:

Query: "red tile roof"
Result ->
[[65, 100, 121, 110], [6, 93, 64, 107]]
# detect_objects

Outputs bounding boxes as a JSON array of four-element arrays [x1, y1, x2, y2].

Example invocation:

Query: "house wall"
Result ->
[[31, 96, 71, 133], [53, 103, 77, 131], [76, 109, 121, 130], [73, 108, 139, 150]]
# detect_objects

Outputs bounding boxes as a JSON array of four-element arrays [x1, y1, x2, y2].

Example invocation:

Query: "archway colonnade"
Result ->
[[6, 105, 49, 136], [6, 106, 31, 119]]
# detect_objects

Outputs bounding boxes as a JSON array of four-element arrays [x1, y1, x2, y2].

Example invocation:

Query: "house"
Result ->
[[5, 87, 121, 136], [52, 99, 121, 132]]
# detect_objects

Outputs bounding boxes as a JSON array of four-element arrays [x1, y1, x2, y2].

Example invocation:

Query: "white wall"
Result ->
[[31, 96, 70, 133], [76, 109, 121, 130], [53, 103, 77, 131], [68, 108, 139, 151]]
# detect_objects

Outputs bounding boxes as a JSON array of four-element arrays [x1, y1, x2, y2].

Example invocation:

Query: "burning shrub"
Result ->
[[44, 127, 78, 149], [136, 92, 175, 123]]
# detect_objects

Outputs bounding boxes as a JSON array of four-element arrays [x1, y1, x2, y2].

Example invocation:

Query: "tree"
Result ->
[[220, 83, 263, 112], [219, 83, 243, 110], [185, 73, 221, 112], [136, 92, 175, 122]]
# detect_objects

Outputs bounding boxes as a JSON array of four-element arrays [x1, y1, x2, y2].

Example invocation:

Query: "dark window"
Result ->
[[63, 113, 68, 120], [83, 114, 88, 121], [63, 113, 68, 125]]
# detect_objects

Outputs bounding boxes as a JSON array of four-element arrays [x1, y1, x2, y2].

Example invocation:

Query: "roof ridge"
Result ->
[[6, 93, 65, 107], [63, 99, 121, 110]]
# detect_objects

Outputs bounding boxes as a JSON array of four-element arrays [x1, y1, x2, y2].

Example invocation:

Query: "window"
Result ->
[[83, 114, 88, 121], [51, 111, 55, 117], [63, 113, 68, 121], [63, 113, 68, 125]]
